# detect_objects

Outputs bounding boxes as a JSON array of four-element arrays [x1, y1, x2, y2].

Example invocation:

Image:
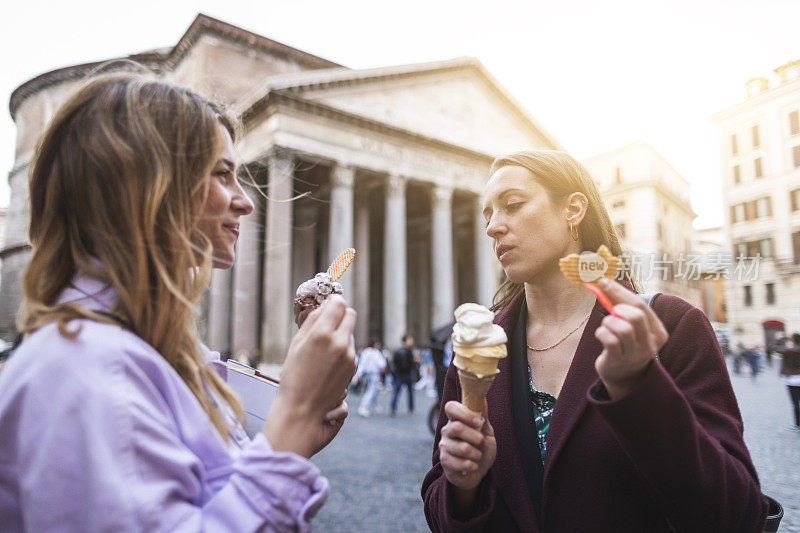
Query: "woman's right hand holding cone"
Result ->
[[439, 400, 496, 511]]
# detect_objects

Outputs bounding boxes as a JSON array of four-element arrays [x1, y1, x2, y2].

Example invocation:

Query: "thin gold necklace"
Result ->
[[526, 312, 591, 352]]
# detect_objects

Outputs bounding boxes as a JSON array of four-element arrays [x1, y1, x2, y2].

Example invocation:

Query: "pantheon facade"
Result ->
[[1, 14, 560, 363]]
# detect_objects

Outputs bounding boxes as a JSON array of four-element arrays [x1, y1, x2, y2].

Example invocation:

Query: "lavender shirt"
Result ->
[[0, 273, 328, 532]]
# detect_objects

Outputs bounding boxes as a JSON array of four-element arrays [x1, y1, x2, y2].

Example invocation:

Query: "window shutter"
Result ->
[[793, 232, 800, 264], [745, 201, 755, 221]]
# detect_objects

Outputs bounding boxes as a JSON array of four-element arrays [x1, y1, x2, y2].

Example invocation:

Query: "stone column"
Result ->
[[475, 196, 496, 307], [0, 163, 32, 340], [231, 187, 261, 356], [353, 199, 370, 348], [207, 267, 232, 354], [327, 164, 355, 303], [431, 185, 455, 328], [262, 152, 294, 365], [383, 174, 407, 350]]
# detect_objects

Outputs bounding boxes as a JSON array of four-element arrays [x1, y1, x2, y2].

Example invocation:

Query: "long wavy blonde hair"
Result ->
[[490, 150, 636, 313], [18, 72, 244, 440]]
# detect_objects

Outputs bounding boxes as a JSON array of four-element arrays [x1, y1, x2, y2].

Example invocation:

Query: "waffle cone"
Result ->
[[458, 369, 496, 413]]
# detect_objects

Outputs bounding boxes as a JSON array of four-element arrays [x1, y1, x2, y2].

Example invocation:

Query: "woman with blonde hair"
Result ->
[[422, 151, 769, 531], [0, 72, 356, 531]]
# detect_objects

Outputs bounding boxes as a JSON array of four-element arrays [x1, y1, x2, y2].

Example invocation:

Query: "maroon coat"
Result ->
[[422, 290, 768, 532]]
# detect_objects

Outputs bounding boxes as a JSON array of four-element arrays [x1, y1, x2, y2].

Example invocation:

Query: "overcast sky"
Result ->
[[2, 0, 799, 228]]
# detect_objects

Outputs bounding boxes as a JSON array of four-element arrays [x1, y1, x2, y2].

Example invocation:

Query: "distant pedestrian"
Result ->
[[734, 342, 746, 375], [745, 345, 760, 379], [415, 348, 437, 397], [390, 334, 416, 416], [356, 339, 387, 417], [770, 333, 800, 427], [381, 347, 393, 390]]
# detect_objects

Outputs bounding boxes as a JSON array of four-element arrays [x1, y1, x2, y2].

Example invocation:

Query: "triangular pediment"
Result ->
[[247, 58, 561, 156]]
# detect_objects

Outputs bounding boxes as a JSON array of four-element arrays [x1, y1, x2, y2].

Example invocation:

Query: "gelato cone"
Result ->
[[451, 303, 508, 413], [294, 249, 356, 327], [293, 272, 343, 327]]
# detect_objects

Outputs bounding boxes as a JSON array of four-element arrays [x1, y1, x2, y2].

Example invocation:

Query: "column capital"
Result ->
[[331, 164, 356, 188], [386, 173, 407, 196], [432, 185, 454, 206], [266, 149, 295, 175]]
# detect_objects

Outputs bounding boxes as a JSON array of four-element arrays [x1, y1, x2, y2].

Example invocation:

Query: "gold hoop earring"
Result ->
[[569, 221, 579, 241]]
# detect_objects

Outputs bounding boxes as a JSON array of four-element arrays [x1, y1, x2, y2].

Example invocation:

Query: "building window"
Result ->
[[735, 242, 748, 258], [745, 200, 756, 221], [744, 285, 752, 306], [733, 165, 741, 184], [790, 110, 800, 136], [791, 189, 800, 211], [765, 283, 775, 305], [754, 157, 763, 178], [752, 125, 760, 148], [615, 167, 622, 184], [732, 203, 745, 223], [731, 134, 738, 155], [755, 196, 772, 218], [657, 221, 663, 239], [612, 200, 625, 209], [759, 238, 773, 258], [793, 231, 800, 264], [794, 145, 800, 168]]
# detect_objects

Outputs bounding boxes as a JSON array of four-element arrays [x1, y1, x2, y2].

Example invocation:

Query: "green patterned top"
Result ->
[[528, 365, 557, 464]]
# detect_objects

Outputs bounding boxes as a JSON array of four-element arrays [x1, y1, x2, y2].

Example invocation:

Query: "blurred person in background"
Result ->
[[770, 333, 800, 428], [355, 338, 386, 417], [390, 334, 417, 416]]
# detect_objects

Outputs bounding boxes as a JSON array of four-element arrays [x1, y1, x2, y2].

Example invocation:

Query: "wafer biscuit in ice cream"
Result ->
[[327, 248, 355, 282], [558, 245, 619, 286], [451, 303, 508, 413], [558, 245, 621, 317]]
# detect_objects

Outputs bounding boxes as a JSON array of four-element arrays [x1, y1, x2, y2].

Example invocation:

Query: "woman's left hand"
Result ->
[[593, 278, 669, 400], [309, 397, 349, 457]]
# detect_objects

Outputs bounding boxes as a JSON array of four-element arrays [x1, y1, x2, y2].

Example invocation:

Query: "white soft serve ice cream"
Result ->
[[452, 303, 507, 347], [451, 303, 508, 378]]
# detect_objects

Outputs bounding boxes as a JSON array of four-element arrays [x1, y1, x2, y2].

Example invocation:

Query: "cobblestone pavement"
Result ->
[[730, 360, 800, 532], [312, 385, 437, 532], [311, 364, 800, 532]]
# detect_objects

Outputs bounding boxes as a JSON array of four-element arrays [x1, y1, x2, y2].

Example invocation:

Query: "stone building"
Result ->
[[0, 206, 5, 291], [582, 141, 700, 306], [693, 225, 728, 324], [1, 14, 560, 362], [711, 59, 800, 348]]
